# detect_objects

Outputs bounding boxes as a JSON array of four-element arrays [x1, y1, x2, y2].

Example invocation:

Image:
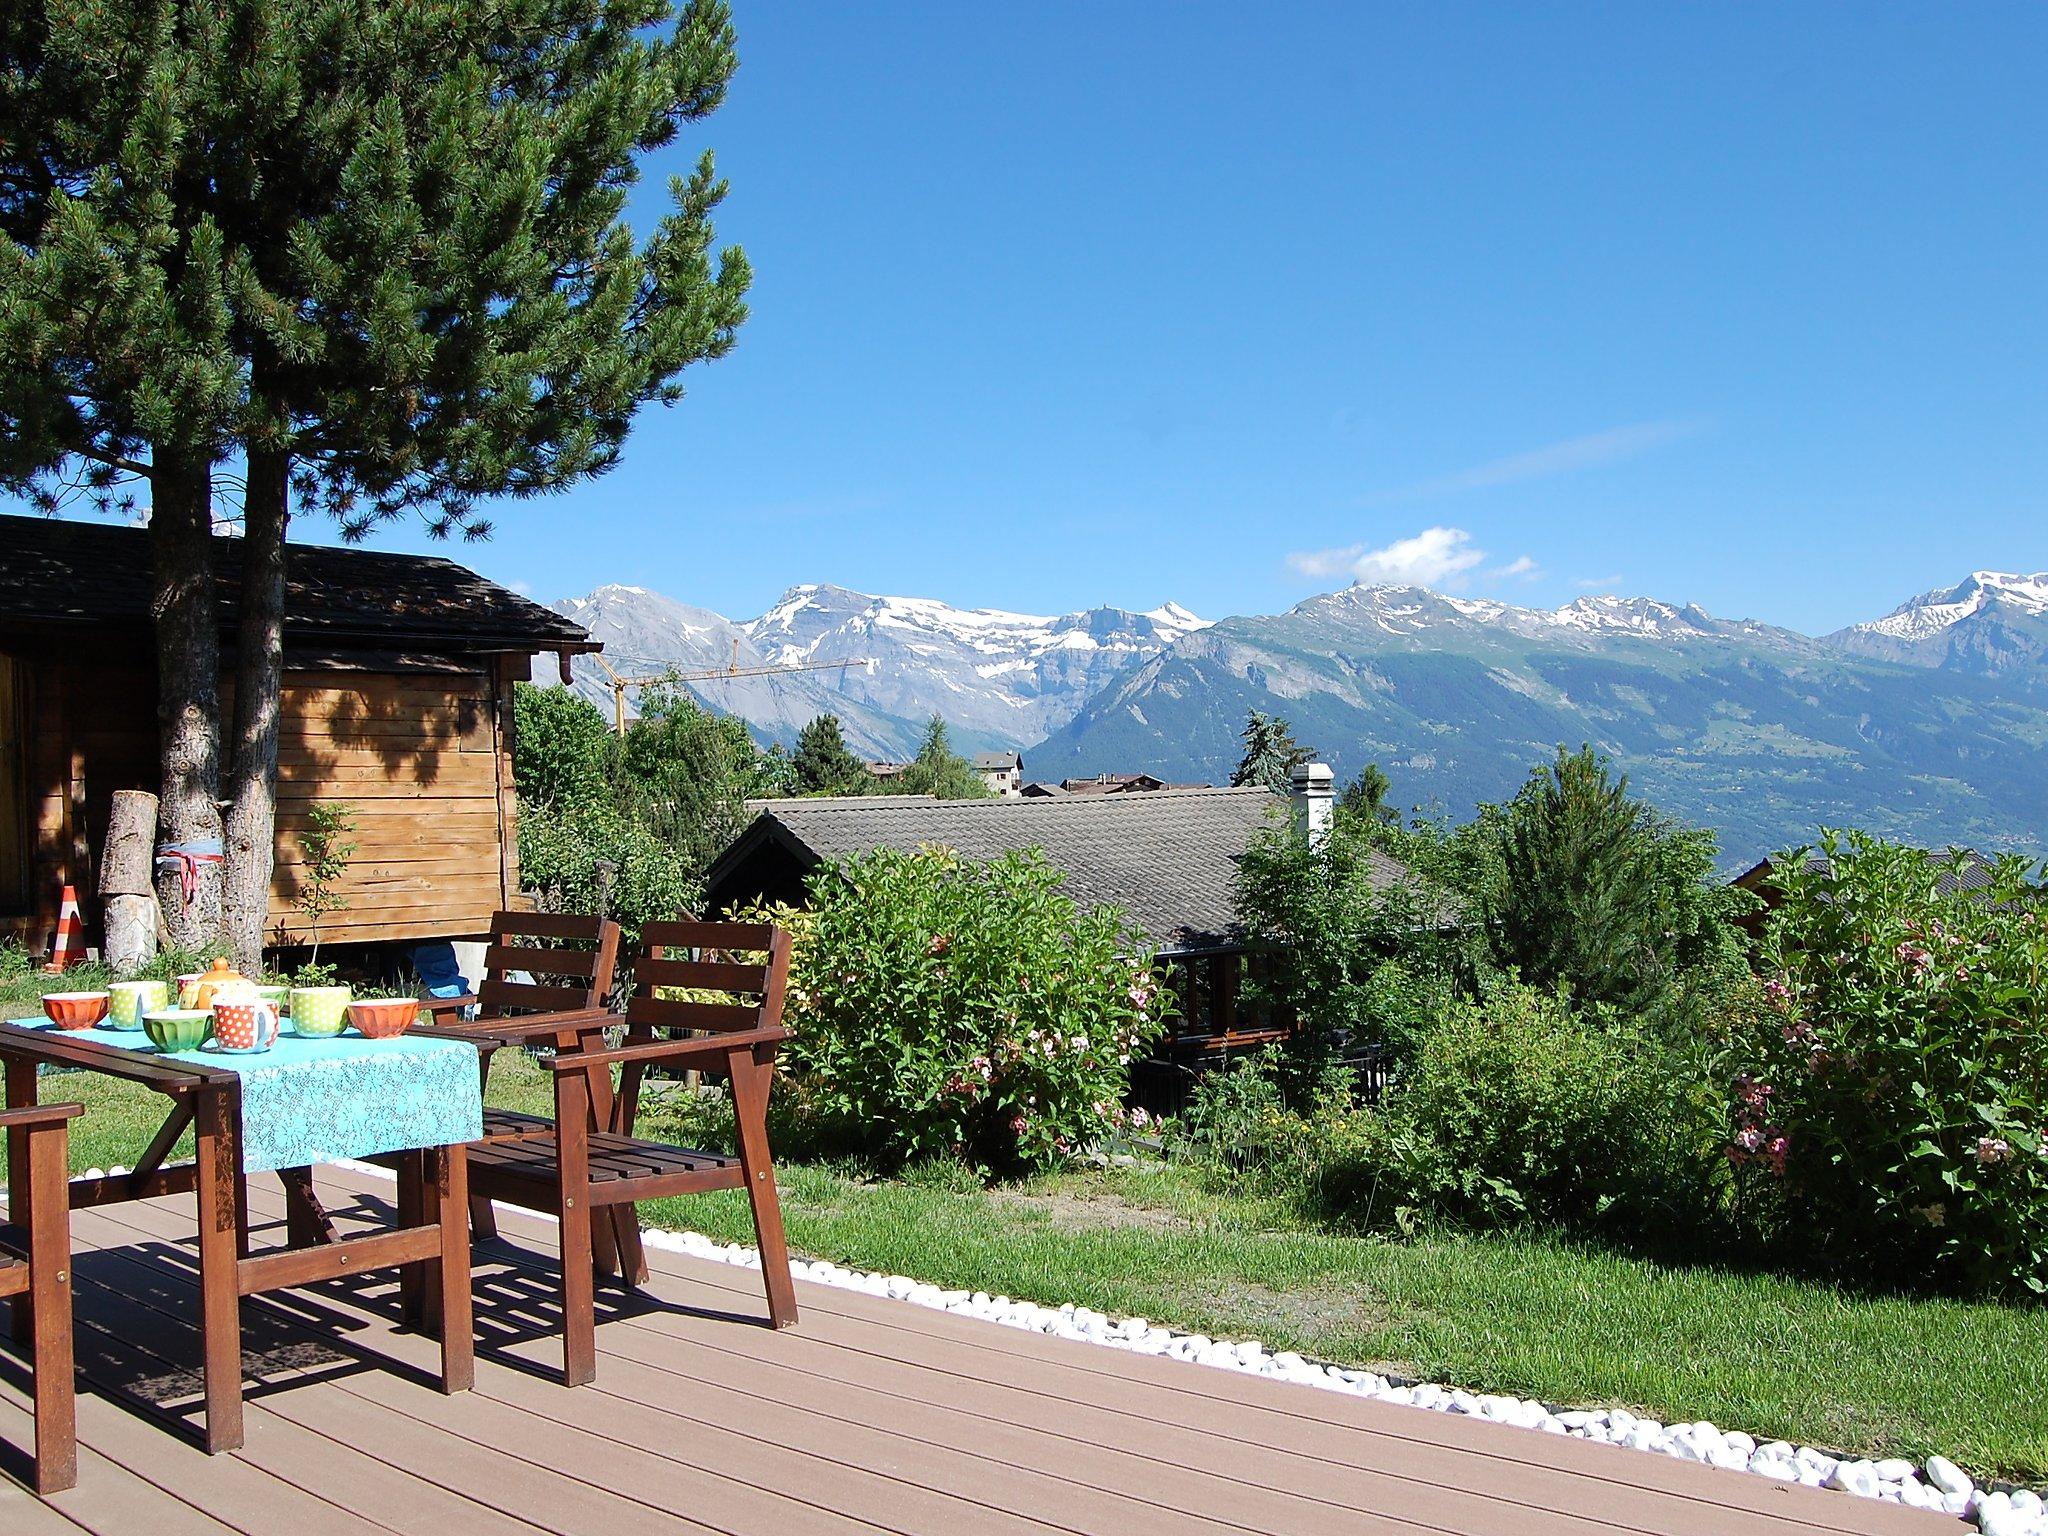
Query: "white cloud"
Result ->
[[508, 578, 538, 597], [1289, 526, 1488, 588], [1574, 573, 1626, 591], [1490, 555, 1541, 582]]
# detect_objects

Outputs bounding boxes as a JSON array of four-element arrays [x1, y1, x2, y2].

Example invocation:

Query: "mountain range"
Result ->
[[549, 583, 1209, 758], [543, 570, 2048, 861]]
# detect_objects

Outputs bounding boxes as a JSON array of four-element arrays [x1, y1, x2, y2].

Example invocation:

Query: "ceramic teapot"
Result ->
[[186, 957, 257, 1012]]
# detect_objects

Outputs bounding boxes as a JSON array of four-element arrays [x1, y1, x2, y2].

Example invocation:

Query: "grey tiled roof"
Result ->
[[718, 786, 1314, 952]]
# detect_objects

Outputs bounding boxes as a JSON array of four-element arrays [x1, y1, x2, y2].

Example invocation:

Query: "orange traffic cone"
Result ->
[[44, 884, 84, 973]]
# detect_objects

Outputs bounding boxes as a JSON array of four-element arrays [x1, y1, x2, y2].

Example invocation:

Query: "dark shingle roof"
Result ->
[[711, 786, 1418, 953], [0, 513, 592, 654]]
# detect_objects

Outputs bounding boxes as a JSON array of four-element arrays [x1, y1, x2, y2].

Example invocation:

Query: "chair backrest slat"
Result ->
[[497, 910, 611, 942], [480, 943, 597, 979], [635, 955, 767, 994], [642, 919, 774, 952], [626, 996, 760, 1033], [474, 910, 621, 1018]]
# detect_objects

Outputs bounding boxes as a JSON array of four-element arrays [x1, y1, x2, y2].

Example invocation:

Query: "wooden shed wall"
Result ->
[[1, 640, 523, 951]]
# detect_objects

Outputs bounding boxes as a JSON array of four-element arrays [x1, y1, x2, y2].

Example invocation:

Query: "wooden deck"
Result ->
[[1, 1162, 1953, 1536]]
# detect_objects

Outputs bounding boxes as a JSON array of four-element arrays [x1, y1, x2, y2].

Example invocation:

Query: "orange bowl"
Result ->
[[346, 998, 418, 1039], [42, 991, 110, 1030]]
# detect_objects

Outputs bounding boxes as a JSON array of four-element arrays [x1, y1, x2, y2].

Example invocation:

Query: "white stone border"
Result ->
[[141, 1160, 2033, 1536]]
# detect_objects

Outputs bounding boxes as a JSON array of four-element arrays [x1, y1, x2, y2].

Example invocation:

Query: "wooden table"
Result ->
[[0, 1021, 475, 1453]]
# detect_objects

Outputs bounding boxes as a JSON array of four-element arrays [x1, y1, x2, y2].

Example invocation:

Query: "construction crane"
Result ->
[[589, 641, 873, 735]]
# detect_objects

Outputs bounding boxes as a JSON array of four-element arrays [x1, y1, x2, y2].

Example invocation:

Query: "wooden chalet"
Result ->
[[0, 514, 597, 954]]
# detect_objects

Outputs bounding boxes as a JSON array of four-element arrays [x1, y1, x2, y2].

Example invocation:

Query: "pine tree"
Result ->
[[1230, 709, 1311, 793], [1339, 762, 1398, 825], [893, 715, 989, 800], [1490, 749, 1712, 1015], [0, 1, 749, 962], [792, 714, 867, 795]]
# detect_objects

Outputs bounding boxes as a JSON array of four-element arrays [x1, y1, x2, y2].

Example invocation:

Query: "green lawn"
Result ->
[[2, 1037, 2042, 1485]]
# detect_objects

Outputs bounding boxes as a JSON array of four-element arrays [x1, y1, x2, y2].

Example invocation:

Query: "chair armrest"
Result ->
[[0, 1102, 84, 1131], [549, 1027, 788, 1073], [425, 1007, 615, 1042], [418, 994, 481, 1018]]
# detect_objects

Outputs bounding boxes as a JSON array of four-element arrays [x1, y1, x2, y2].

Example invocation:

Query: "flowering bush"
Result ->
[[778, 847, 1169, 1171], [1747, 832, 2048, 1294]]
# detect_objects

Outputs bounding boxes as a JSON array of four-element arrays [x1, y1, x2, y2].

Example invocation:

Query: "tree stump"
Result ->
[[100, 790, 160, 974]]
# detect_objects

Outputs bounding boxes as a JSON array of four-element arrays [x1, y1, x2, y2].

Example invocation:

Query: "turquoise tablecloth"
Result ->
[[12, 1020, 484, 1174]]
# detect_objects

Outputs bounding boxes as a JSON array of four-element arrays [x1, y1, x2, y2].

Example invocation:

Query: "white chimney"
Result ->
[[1289, 761, 1335, 849]]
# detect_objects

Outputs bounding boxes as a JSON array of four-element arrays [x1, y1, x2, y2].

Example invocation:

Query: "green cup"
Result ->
[[255, 984, 291, 1013], [290, 984, 353, 1037], [108, 979, 170, 1030]]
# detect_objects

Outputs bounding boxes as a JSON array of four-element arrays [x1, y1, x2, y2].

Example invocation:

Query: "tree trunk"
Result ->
[[100, 789, 161, 975], [150, 457, 226, 954], [99, 789, 160, 898], [223, 446, 290, 974]]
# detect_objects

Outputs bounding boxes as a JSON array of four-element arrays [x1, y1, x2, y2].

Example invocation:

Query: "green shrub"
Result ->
[[1234, 807, 1475, 1096], [515, 797, 698, 944], [1348, 980, 1722, 1234], [780, 846, 1168, 1172], [1747, 832, 2048, 1295]]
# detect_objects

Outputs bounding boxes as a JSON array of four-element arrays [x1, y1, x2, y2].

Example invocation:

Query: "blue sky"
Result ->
[[43, 5, 2048, 632]]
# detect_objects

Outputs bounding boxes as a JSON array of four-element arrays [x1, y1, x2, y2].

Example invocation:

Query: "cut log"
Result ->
[[100, 789, 160, 898], [104, 892, 158, 975]]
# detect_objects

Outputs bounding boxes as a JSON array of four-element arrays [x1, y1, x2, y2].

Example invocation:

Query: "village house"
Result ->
[[0, 513, 597, 956], [972, 750, 1024, 797]]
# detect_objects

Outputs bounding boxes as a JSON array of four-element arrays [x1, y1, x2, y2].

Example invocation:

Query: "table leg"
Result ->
[[4, 1057, 36, 1345], [193, 1087, 245, 1453], [278, 1166, 337, 1247], [431, 1144, 474, 1393], [395, 1150, 424, 1330]]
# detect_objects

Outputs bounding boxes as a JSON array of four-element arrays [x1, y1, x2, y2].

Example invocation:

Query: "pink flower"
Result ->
[[927, 933, 951, 956], [1895, 942, 1932, 973], [1735, 1126, 1763, 1152], [1762, 978, 1791, 1005], [1976, 1136, 2012, 1166], [1128, 1107, 1151, 1129], [1008, 1113, 1029, 1136]]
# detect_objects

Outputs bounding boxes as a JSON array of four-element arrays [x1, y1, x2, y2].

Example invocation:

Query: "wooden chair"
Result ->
[[414, 910, 622, 1246], [1, 1101, 81, 1494], [462, 919, 799, 1385]]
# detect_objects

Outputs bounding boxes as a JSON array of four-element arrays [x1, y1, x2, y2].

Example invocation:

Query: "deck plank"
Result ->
[[302, 1166, 1954, 1536], [0, 1167, 1963, 1536]]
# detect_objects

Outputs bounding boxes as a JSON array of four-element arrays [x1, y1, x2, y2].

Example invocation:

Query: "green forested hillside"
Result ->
[[1031, 588, 2048, 863]]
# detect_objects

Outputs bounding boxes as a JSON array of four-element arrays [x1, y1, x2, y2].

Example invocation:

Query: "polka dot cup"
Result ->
[[211, 999, 281, 1053], [289, 985, 352, 1038], [108, 979, 170, 1030]]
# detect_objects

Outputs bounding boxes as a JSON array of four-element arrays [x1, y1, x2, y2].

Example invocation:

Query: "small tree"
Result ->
[[1340, 762, 1398, 825], [292, 802, 358, 980], [512, 684, 616, 811], [1486, 746, 1742, 1018], [891, 715, 989, 800], [618, 686, 775, 877], [792, 713, 868, 795], [1230, 710, 1311, 793]]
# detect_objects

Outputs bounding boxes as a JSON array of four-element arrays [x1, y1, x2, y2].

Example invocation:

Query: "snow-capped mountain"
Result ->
[[1034, 570, 2048, 861], [742, 584, 1208, 746], [543, 581, 1206, 759], [1824, 571, 2048, 681], [1295, 583, 1808, 648]]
